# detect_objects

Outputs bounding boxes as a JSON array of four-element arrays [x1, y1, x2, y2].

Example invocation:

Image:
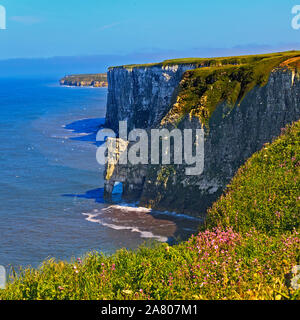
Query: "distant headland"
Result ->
[[60, 73, 108, 87]]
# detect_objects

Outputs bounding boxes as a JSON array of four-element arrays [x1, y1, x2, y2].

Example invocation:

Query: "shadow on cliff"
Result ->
[[64, 117, 106, 146]]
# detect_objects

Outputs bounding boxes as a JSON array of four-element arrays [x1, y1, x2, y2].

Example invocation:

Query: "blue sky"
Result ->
[[0, 0, 300, 60]]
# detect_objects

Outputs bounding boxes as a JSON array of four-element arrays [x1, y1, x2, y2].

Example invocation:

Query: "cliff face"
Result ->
[[105, 64, 196, 132], [104, 53, 300, 217]]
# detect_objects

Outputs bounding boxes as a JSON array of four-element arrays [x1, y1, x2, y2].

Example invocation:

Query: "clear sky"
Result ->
[[0, 0, 300, 60]]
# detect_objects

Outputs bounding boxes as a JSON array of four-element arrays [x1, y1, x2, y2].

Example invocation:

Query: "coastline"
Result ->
[[59, 73, 108, 88]]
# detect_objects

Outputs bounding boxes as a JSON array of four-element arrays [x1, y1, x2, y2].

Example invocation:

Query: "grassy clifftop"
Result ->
[[161, 51, 300, 127], [108, 51, 300, 127], [0, 120, 299, 300], [109, 51, 300, 70]]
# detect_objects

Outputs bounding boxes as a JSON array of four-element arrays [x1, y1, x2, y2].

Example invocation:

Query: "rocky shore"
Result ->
[[60, 73, 108, 87]]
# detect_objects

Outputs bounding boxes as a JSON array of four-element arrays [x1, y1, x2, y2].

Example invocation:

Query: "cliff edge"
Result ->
[[104, 51, 300, 217]]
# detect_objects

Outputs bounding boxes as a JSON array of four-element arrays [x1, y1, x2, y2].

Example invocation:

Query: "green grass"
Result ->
[[0, 121, 299, 300], [109, 51, 300, 69], [161, 52, 300, 127], [205, 120, 300, 235], [0, 230, 298, 300]]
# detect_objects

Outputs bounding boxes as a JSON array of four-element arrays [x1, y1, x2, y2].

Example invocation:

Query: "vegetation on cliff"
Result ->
[[0, 120, 299, 300], [60, 73, 108, 87], [205, 120, 300, 235], [161, 51, 300, 127], [111, 51, 299, 70]]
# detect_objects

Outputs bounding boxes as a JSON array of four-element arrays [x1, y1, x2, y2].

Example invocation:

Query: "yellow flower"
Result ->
[[192, 294, 203, 300], [122, 289, 133, 295]]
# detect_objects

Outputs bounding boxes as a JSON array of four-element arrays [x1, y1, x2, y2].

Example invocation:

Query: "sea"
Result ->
[[0, 78, 199, 269]]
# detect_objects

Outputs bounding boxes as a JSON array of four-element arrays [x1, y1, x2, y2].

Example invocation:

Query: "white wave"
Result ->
[[106, 203, 201, 221], [101, 205, 151, 214], [72, 132, 90, 136], [158, 210, 202, 221], [50, 134, 72, 139], [51, 132, 91, 140], [82, 212, 168, 242]]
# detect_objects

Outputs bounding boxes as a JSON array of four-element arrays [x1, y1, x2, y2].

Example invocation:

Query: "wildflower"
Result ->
[[275, 211, 281, 219], [111, 264, 116, 271], [58, 286, 64, 291]]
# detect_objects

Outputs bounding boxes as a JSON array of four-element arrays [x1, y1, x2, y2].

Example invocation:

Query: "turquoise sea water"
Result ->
[[0, 78, 198, 269]]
